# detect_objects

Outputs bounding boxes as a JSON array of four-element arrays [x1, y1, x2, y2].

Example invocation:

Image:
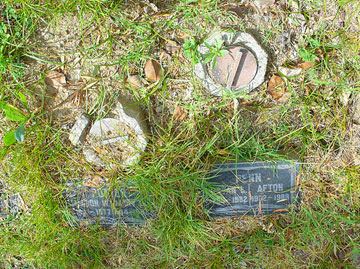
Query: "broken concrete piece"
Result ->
[[279, 67, 302, 77], [83, 100, 148, 167], [88, 118, 123, 137], [69, 114, 91, 146]]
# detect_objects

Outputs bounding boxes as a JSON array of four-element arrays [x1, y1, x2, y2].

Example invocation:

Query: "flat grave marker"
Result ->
[[205, 161, 300, 217], [65, 183, 152, 226]]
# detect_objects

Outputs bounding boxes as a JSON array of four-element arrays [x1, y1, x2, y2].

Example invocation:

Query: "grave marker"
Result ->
[[205, 161, 300, 217]]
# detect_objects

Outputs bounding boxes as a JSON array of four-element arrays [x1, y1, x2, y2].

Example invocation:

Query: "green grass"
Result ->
[[0, 0, 360, 267]]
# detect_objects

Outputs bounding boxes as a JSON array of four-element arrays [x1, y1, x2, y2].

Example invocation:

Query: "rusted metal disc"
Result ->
[[210, 46, 258, 88]]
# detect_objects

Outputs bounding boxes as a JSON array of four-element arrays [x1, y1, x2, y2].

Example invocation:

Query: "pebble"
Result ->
[[254, 0, 275, 8]]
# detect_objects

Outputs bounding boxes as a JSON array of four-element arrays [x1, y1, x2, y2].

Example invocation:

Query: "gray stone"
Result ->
[[194, 31, 268, 97], [68, 114, 91, 146]]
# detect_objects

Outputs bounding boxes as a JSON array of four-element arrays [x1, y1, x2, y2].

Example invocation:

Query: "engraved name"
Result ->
[[236, 173, 262, 183], [257, 183, 283, 192]]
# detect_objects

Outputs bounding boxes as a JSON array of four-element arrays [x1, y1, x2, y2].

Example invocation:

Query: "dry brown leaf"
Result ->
[[165, 40, 180, 54], [144, 59, 162, 82], [277, 92, 291, 103], [267, 75, 285, 100], [126, 75, 143, 90], [298, 61, 315, 70], [83, 174, 107, 188], [45, 70, 66, 90], [174, 106, 187, 121]]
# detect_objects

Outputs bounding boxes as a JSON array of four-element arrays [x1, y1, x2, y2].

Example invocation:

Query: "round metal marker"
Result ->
[[194, 31, 268, 97], [211, 46, 258, 89]]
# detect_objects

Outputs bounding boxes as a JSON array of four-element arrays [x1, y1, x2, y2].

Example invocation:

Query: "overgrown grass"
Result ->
[[0, 0, 359, 267]]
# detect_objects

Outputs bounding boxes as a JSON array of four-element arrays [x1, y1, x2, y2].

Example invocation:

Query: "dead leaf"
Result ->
[[165, 40, 180, 54], [216, 149, 229, 156], [160, 50, 172, 62], [272, 208, 288, 214], [126, 75, 143, 90], [267, 75, 285, 100], [174, 106, 187, 121], [298, 61, 315, 70], [277, 92, 291, 103], [45, 70, 66, 90], [144, 59, 162, 82], [83, 174, 107, 188]]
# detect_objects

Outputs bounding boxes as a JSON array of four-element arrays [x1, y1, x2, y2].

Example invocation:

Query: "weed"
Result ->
[[203, 38, 228, 69], [183, 37, 201, 64]]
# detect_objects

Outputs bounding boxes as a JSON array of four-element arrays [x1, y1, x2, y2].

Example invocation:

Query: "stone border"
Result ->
[[194, 31, 268, 97]]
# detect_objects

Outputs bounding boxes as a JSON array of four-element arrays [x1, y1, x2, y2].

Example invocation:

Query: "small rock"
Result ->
[[342, 91, 351, 107], [279, 67, 302, 77], [68, 114, 90, 146], [83, 148, 103, 166], [88, 118, 124, 138], [84, 118, 137, 167], [255, 0, 275, 8], [66, 68, 81, 83]]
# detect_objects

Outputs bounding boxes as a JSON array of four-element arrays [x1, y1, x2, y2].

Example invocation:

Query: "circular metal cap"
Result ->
[[210, 46, 258, 89], [194, 31, 268, 97]]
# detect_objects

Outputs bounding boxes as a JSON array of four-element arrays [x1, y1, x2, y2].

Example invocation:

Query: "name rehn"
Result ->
[[236, 173, 262, 182]]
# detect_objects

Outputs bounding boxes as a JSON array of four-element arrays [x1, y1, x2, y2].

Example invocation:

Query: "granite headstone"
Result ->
[[65, 183, 153, 226], [205, 161, 300, 217]]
